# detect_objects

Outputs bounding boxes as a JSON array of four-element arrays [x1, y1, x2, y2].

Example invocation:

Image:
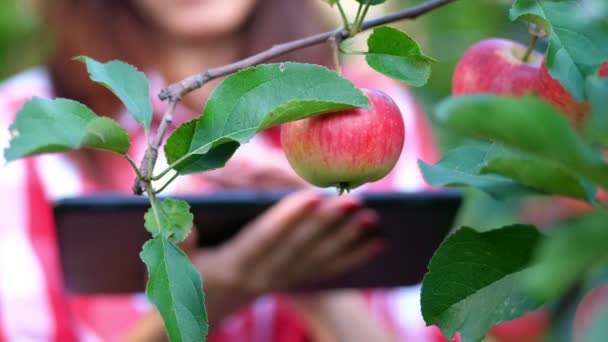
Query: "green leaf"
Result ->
[[435, 95, 608, 190], [509, 0, 553, 33], [141, 236, 208, 342], [4, 97, 130, 161], [510, 1, 608, 101], [365, 26, 434, 87], [525, 210, 608, 302], [481, 144, 596, 202], [422, 225, 543, 342], [420, 142, 595, 201], [418, 145, 529, 200], [584, 75, 608, 146], [79, 57, 153, 133], [144, 199, 194, 243], [165, 63, 368, 174], [355, 0, 386, 5]]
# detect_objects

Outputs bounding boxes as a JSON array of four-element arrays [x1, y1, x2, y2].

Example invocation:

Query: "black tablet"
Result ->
[[53, 190, 461, 294]]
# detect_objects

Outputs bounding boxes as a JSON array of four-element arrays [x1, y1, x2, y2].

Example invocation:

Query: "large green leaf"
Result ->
[[481, 144, 595, 202], [510, 0, 608, 101], [584, 75, 608, 146], [365, 26, 434, 87], [144, 199, 194, 243], [435, 95, 608, 189], [525, 210, 608, 302], [418, 145, 529, 199], [164, 63, 368, 174], [422, 225, 543, 342], [80, 57, 153, 133], [4, 97, 130, 161], [141, 236, 208, 342]]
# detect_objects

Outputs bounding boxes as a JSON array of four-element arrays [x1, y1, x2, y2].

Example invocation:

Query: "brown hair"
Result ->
[[45, 0, 332, 116]]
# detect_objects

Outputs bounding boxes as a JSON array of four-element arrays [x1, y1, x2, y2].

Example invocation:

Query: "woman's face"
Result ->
[[132, 0, 258, 40]]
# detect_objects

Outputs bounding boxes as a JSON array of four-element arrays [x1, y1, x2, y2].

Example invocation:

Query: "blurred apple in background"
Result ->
[[452, 38, 542, 96]]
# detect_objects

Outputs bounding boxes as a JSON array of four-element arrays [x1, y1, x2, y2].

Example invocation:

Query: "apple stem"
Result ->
[[522, 33, 539, 63], [338, 182, 350, 196]]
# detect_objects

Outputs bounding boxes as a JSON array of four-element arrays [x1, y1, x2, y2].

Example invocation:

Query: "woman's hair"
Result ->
[[45, 0, 332, 115]]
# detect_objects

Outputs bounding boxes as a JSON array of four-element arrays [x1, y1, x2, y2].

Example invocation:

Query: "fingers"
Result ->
[[267, 195, 364, 274], [320, 239, 385, 278], [285, 209, 379, 284], [231, 190, 322, 265]]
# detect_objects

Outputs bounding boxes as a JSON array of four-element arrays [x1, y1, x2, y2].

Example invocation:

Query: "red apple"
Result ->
[[452, 38, 542, 96], [539, 61, 608, 127], [488, 311, 550, 342], [280, 88, 405, 191]]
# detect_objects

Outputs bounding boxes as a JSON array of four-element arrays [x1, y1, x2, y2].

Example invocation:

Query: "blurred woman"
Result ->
[[0, 0, 440, 340]]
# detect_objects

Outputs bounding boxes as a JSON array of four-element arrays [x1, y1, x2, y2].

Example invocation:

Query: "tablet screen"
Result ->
[[54, 190, 461, 294]]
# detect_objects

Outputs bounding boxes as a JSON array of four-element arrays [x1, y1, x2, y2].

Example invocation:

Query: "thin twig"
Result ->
[[132, 100, 178, 195], [159, 0, 456, 102], [133, 0, 457, 195], [329, 35, 343, 75]]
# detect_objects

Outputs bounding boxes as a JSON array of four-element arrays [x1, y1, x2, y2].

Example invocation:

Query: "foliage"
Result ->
[[3, 0, 608, 341]]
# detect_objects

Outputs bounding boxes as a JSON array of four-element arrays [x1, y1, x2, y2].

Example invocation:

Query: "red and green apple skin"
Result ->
[[280, 88, 405, 190], [452, 38, 542, 96], [539, 61, 608, 127]]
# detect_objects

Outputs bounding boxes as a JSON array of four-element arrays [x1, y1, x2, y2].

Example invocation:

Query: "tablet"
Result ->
[[53, 190, 461, 294]]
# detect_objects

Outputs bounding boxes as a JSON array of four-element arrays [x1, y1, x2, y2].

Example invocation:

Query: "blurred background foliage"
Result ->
[[0, 0, 531, 229], [0, 0, 47, 81]]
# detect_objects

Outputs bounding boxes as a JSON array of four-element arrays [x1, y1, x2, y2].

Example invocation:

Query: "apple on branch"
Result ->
[[281, 88, 405, 193], [452, 38, 542, 96], [538, 61, 608, 127]]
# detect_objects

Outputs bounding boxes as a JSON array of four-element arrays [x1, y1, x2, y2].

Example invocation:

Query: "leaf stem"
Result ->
[[353, 2, 364, 31], [125, 154, 146, 181], [148, 190, 162, 237], [353, 0, 373, 35], [154, 172, 180, 195], [336, 1, 350, 30]]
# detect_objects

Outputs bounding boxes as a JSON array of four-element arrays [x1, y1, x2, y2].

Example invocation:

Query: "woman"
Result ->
[[0, 0, 441, 340]]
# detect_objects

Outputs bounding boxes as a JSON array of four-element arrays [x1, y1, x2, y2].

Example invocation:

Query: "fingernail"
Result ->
[[358, 214, 378, 230], [339, 198, 362, 214], [305, 196, 322, 210]]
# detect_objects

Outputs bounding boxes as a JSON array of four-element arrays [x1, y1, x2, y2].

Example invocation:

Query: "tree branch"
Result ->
[[133, 0, 457, 195], [159, 0, 456, 102], [132, 100, 177, 195]]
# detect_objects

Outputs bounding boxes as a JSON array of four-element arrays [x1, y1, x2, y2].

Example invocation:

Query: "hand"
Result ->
[[185, 190, 384, 325]]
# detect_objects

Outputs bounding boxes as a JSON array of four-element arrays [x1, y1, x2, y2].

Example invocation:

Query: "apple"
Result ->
[[452, 38, 542, 96], [539, 61, 608, 127], [280, 88, 405, 192]]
